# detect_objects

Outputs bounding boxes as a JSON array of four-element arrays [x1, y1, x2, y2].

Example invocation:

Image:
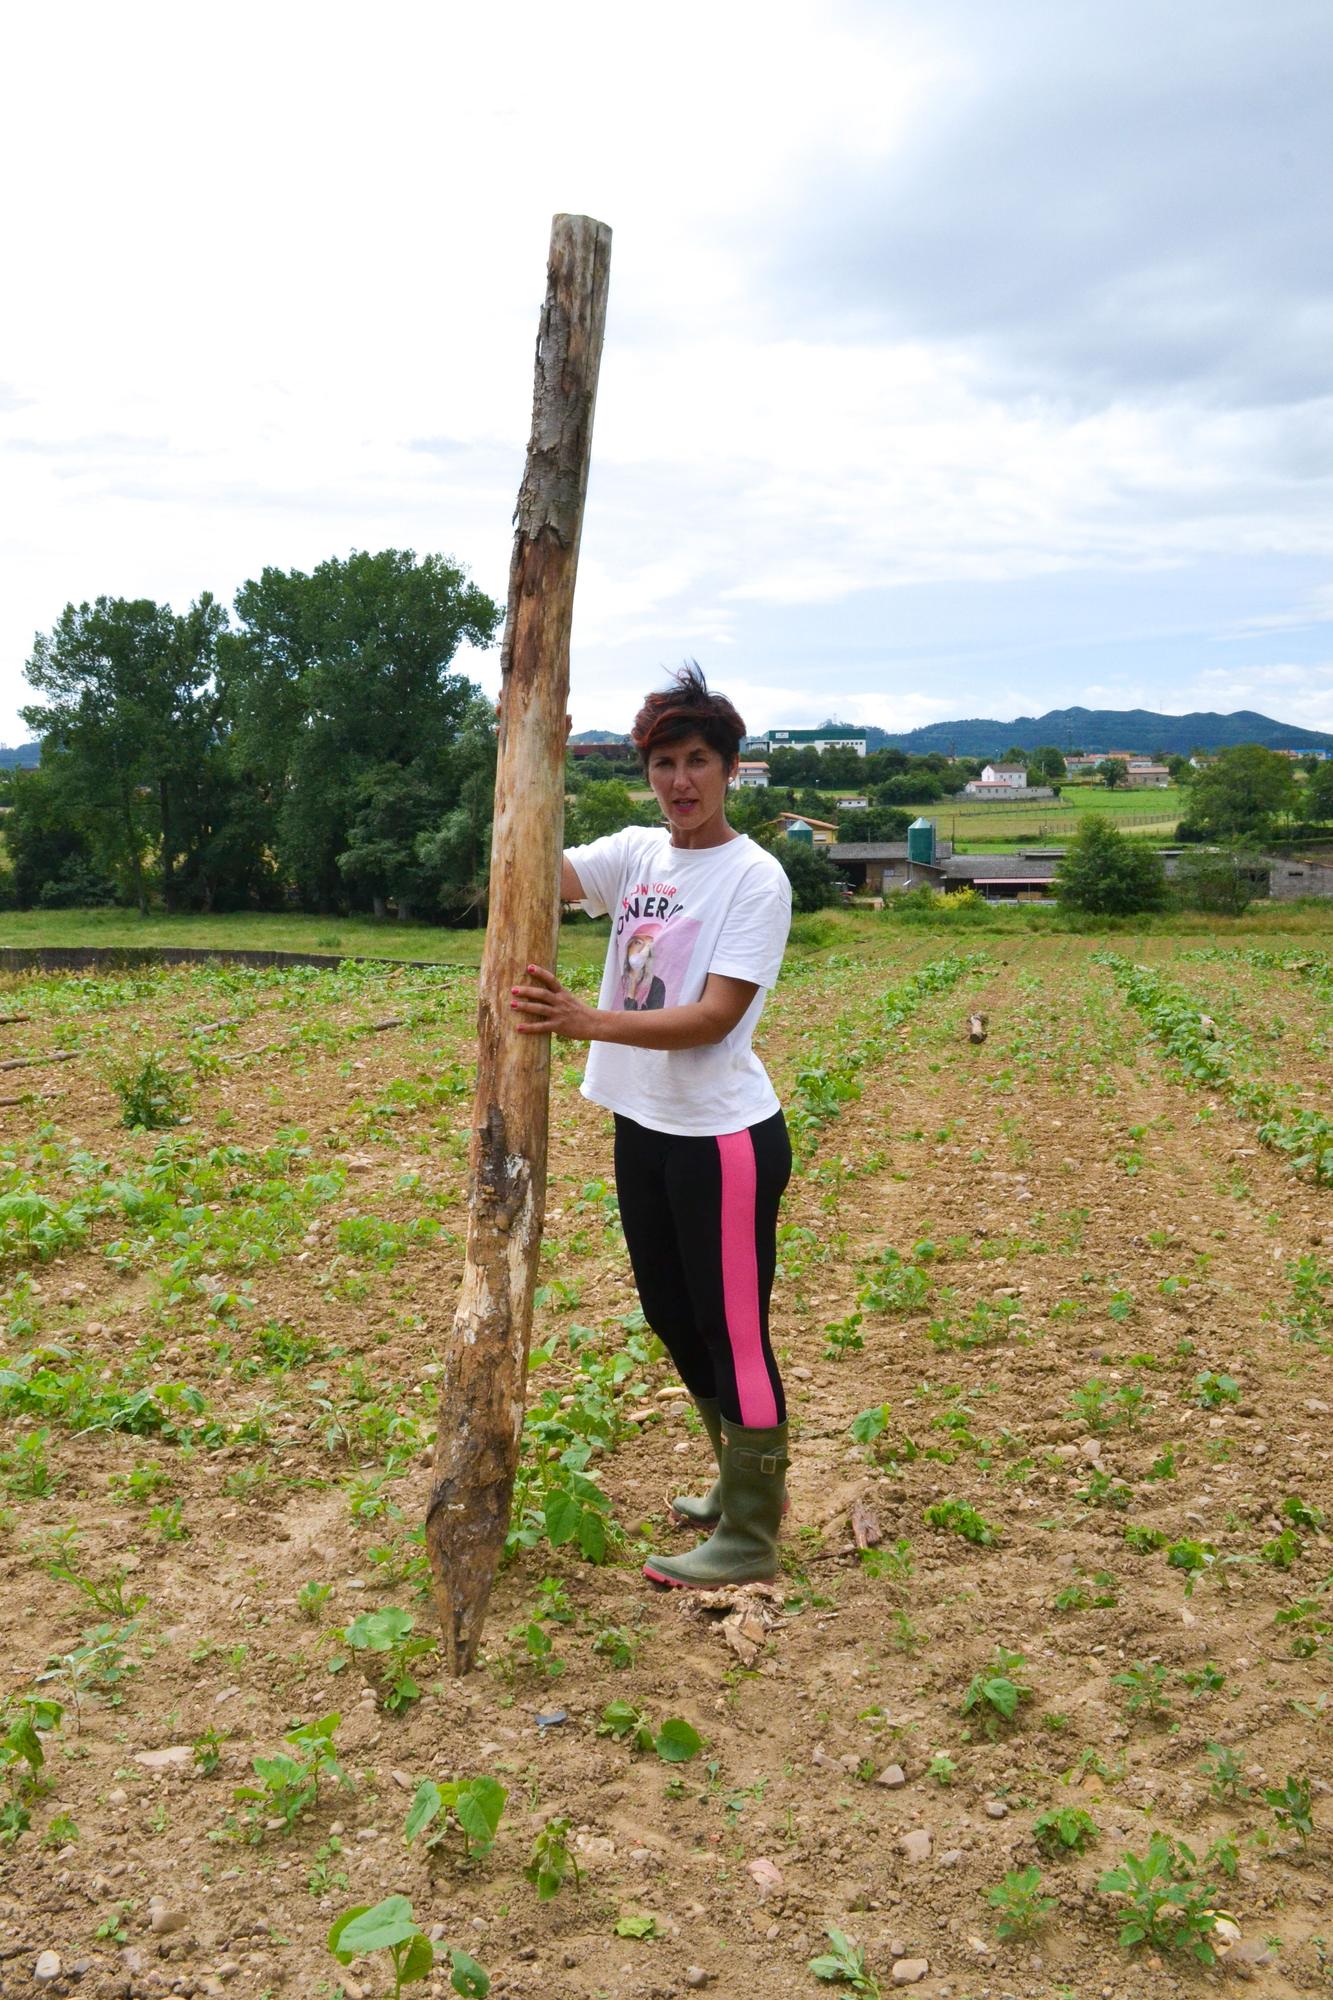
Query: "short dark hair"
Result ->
[[630, 662, 745, 768]]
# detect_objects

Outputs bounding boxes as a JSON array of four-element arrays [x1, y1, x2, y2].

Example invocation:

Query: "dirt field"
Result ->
[[1, 919, 1330, 2000]]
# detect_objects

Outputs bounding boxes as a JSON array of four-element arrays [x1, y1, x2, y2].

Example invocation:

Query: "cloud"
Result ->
[[759, 2, 1333, 408]]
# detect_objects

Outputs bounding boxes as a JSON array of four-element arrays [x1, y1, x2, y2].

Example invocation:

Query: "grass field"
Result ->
[[1, 913, 1331, 1996]]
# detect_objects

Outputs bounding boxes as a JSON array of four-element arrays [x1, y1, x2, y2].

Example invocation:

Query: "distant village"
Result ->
[[567, 722, 1333, 907]]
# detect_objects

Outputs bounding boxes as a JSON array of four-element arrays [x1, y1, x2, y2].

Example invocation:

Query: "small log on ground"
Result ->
[[968, 1012, 988, 1044], [0, 1051, 80, 1073], [427, 213, 611, 1676]]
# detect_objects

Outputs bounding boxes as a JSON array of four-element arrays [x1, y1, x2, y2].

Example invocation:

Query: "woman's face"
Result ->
[[646, 731, 736, 843]]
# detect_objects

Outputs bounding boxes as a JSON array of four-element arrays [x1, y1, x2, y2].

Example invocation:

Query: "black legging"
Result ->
[[613, 1108, 791, 1428]]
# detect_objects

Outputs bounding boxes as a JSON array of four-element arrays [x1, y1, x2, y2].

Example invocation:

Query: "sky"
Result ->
[[3, 0, 1332, 744]]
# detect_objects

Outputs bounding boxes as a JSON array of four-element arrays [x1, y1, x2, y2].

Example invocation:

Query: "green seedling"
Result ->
[[1113, 1662, 1172, 1719], [307, 1836, 349, 1897], [1165, 1537, 1216, 1592], [405, 1776, 507, 1862], [823, 1310, 864, 1358], [44, 1560, 146, 1621], [1078, 1469, 1132, 1510], [1204, 1833, 1240, 1879], [1147, 1446, 1178, 1480], [108, 1461, 171, 1505], [988, 1865, 1057, 1939], [341, 1607, 435, 1712], [1180, 1663, 1225, 1695], [1098, 1834, 1222, 1963], [1281, 1494, 1325, 1531], [597, 1703, 703, 1763], [148, 1500, 188, 1543], [1200, 1742, 1250, 1802], [858, 1537, 913, 1582], [1032, 1806, 1099, 1855], [1265, 1775, 1314, 1846], [524, 1814, 580, 1900], [925, 1751, 957, 1787], [107, 1052, 191, 1131], [329, 1896, 489, 1999], [0, 1429, 64, 1498], [0, 1694, 62, 1843], [95, 1899, 135, 1944], [296, 1579, 333, 1622], [590, 1625, 637, 1669], [1192, 1370, 1240, 1409], [40, 1622, 140, 1703], [809, 1924, 881, 1995], [192, 1727, 225, 1775], [614, 1914, 657, 1939], [1260, 1527, 1303, 1570], [42, 1811, 79, 1849], [961, 1648, 1031, 1738], [230, 1712, 347, 1841], [1053, 1568, 1118, 1612], [1123, 1523, 1168, 1553], [924, 1497, 1001, 1546]]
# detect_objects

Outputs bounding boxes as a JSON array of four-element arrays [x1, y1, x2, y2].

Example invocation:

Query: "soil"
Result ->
[[0, 929, 1330, 2000]]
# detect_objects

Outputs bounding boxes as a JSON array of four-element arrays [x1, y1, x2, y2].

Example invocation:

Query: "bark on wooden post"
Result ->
[[427, 213, 612, 1675]]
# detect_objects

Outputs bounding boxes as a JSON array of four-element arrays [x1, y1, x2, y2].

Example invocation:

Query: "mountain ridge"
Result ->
[[765, 707, 1333, 757]]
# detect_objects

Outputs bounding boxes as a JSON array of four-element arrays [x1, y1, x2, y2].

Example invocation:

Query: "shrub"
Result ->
[[1055, 817, 1166, 916]]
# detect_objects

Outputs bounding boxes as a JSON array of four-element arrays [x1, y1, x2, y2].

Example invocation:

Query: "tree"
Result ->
[[1304, 760, 1333, 823], [2, 762, 113, 908], [569, 752, 612, 784], [1027, 745, 1066, 785], [1097, 758, 1129, 790], [772, 838, 837, 911], [414, 696, 501, 920], [22, 593, 227, 912], [223, 549, 500, 910], [837, 807, 912, 841], [564, 779, 656, 846], [1172, 848, 1261, 916], [875, 772, 944, 805], [1179, 744, 1298, 842], [1166, 754, 1193, 785], [724, 785, 778, 839], [1054, 816, 1166, 916]]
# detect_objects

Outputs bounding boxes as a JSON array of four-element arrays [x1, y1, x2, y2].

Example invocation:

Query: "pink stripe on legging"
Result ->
[[716, 1129, 778, 1428]]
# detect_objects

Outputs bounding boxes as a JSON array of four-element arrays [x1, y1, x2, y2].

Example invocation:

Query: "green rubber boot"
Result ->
[[645, 1420, 789, 1589], [669, 1396, 725, 1525]]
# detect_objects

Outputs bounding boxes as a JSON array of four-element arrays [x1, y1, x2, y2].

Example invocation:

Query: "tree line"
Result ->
[[1, 550, 503, 920]]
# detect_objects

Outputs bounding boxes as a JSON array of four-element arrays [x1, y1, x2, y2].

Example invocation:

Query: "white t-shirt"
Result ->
[[565, 825, 791, 1137]]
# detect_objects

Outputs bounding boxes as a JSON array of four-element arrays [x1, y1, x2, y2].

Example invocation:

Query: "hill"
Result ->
[[0, 742, 40, 769], [787, 707, 1333, 757]]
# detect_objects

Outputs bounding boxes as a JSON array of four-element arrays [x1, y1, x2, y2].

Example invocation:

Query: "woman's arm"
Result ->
[[511, 965, 758, 1050], [561, 856, 586, 901]]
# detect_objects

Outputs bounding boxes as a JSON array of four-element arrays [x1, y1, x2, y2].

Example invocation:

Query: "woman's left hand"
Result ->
[[510, 964, 597, 1039]]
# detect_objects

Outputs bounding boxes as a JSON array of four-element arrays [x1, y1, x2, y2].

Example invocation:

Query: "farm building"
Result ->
[[731, 761, 770, 788], [1124, 765, 1171, 788], [826, 838, 955, 893], [764, 727, 868, 756], [773, 810, 838, 845]]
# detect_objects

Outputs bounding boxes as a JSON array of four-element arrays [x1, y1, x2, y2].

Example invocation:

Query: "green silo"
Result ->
[[786, 819, 814, 847], [907, 816, 936, 866]]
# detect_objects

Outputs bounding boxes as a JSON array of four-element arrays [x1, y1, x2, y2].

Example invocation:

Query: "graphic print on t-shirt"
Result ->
[[614, 875, 700, 1013]]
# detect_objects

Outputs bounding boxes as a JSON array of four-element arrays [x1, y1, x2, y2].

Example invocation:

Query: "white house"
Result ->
[[732, 761, 770, 789], [963, 763, 1030, 796]]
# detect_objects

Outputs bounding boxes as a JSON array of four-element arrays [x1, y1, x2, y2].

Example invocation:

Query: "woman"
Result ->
[[510, 664, 793, 1588]]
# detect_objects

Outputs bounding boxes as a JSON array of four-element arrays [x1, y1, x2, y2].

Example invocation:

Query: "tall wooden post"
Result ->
[[426, 214, 612, 1675]]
